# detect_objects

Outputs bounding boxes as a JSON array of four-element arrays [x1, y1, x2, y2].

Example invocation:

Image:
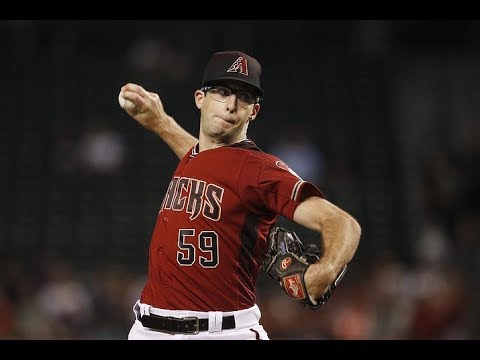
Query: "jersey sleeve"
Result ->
[[238, 153, 325, 220]]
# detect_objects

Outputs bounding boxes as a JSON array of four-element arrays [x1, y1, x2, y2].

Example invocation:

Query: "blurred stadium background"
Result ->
[[1, 20, 479, 339]]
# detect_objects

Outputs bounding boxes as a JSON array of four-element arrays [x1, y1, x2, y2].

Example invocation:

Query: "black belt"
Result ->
[[139, 313, 236, 334]]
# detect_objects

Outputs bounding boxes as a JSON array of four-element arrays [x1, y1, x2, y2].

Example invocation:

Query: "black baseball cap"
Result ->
[[201, 51, 264, 97]]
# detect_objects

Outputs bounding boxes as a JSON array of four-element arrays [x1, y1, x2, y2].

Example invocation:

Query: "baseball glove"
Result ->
[[261, 226, 347, 310]]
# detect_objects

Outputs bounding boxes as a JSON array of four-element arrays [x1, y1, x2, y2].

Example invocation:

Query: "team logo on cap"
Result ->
[[227, 57, 248, 76]]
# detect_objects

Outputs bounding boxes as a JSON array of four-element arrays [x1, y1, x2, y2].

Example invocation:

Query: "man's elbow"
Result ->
[[346, 215, 361, 254]]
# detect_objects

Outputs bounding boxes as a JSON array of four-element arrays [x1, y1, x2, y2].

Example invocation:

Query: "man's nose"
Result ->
[[225, 94, 238, 112]]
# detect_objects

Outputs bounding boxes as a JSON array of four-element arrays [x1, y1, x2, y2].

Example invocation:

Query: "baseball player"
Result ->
[[119, 51, 361, 340]]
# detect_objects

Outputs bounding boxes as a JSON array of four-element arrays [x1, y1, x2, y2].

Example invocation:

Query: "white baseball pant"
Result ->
[[128, 300, 269, 340]]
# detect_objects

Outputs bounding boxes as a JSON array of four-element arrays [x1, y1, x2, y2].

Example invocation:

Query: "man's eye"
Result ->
[[215, 88, 231, 96], [239, 93, 254, 103], [237, 93, 250, 102]]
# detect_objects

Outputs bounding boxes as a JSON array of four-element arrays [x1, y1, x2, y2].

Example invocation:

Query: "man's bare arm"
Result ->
[[119, 83, 198, 159], [293, 196, 361, 301]]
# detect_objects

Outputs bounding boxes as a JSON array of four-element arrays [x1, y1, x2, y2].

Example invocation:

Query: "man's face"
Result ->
[[195, 81, 260, 143]]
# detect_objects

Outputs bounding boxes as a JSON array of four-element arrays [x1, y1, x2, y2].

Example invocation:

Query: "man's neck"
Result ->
[[198, 134, 247, 152]]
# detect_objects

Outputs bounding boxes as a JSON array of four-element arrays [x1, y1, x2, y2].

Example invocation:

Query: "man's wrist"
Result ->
[[153, 115, 173, 136]]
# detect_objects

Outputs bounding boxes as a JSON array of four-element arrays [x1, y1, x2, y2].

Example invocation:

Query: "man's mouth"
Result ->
[[216, 116, 235, 124]]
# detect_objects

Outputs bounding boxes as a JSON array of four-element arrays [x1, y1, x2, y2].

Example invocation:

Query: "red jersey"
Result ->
[[140, 139, 324, 311]]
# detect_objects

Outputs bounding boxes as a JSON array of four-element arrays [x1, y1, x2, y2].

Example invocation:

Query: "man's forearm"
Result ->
[[305, 211, 361, 299], [153, 115, 198, 159]]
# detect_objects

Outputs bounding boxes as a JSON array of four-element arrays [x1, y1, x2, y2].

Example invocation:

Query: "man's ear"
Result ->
[[249, 103, 261, 121], [195, 90, 204, 109]]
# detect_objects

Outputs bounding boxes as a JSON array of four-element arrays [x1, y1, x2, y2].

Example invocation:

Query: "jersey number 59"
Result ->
[[176, 229, 219, 268]]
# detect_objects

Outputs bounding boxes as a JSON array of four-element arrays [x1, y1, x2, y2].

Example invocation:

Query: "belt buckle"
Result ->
[[182, 316, 200, 334]]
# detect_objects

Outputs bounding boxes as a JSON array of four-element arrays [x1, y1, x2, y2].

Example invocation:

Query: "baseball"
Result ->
[[118, 90, 136, 111]]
